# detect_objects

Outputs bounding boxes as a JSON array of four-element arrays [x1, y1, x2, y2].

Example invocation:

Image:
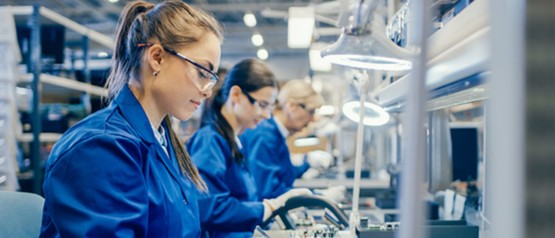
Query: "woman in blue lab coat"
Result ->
[[40, 1, 223, 237], [187, 59, 311, 237], [241, 80, 325, 200]]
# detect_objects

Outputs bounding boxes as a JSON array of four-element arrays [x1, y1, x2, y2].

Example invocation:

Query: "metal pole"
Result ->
[[350, 71, 369, 235], [30, 4, 42, 195], [398, 0, 429, 238], [81, 36, 91, 114], [335, 127, 346, 179], [487, 0, 526, 237]]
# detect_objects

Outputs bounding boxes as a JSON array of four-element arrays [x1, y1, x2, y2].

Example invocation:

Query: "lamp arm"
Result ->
[[353, 0, 380, 28]]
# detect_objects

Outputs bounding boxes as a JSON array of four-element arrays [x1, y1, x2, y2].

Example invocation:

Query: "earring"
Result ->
[[153, 71, 159, 77]]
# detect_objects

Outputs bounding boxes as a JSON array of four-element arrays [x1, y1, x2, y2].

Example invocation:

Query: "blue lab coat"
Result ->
[[241, 117, 310, 200], [40, 85, 201, 238], [187, 124, 264, 238]]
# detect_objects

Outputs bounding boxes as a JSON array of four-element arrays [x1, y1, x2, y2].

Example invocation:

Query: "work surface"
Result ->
[[293, 178, 389, 190], [253, 229, 356, 238]]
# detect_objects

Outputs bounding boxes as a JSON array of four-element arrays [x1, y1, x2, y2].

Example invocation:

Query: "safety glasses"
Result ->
[[138, 43, 219, 91]]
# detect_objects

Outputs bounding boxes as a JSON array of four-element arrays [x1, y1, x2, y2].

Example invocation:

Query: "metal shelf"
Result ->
[[375, 0, 490, 108], [1, 5, 114, 194], [18, 73, 107, 97], [16, 133, 62, 143], [294, 178, 389, 190], [9, 6, 113, 49]]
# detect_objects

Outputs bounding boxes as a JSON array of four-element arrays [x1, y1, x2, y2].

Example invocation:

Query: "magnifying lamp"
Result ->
[[321, 1, 415, 71], [321, 25, 413, 71], [342, 101, 390, 126]]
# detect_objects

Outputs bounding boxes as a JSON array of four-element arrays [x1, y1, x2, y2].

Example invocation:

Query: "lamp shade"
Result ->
[[321, 20, 414, 71], [309, 43, 333, 72], [342, 101, 390, 126]]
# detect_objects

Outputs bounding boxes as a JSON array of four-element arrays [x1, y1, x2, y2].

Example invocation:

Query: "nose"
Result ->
[[308, 113, 316, 122], [201, 87, 212, 98], [260, 109, 272, 119]]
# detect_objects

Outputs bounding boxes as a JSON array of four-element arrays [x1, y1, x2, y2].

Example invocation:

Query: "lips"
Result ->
[[190, 100, 201, 108]]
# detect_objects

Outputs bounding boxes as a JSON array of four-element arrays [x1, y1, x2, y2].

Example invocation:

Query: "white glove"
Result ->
[[301, 168, 321, 179], [262, 188, 312, 220], [314, 185, 347, 203], [306, 150, 333, 169], [290, 153, 306, 166]]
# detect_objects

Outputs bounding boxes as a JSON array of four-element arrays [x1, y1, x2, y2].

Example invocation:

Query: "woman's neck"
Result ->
[[220, 102, 241, 135], [130, 85, 165, 128]]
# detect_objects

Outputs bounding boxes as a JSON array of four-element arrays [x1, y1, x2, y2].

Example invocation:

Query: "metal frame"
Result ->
[[397, 0, 430, 238], [1, 4, 112, 193], [486, 0, 525, 237]]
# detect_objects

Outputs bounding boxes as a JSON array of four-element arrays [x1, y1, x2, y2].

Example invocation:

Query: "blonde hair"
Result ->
[[277, 80, 324, 109], [105, 0, 223, 191]]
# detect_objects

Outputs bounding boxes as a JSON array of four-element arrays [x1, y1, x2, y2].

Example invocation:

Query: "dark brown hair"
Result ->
[[105, 0, 223, 190], [201, 59, 278, 163]]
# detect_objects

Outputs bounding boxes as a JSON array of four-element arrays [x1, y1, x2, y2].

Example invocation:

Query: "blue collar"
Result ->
[[113, 85, 188, 197], [113, 84, 156, 144]]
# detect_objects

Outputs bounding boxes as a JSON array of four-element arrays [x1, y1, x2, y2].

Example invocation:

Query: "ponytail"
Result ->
[[200, 59, 278, 164], [200, 88, 244, 163], [165, 116, 207, 191], [105, 1, 154, 100]]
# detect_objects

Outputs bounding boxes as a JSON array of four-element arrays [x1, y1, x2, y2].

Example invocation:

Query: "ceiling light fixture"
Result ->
[[257, 48, 268, 60], [243, 12, 257, 27], [251, 33, 264, 47], [287, 6, 315, 48]]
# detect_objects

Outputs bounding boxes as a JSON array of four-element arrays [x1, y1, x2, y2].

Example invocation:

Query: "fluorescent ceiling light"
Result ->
[[243, 12, 257, 27], [257, 48, 268, 60], [309, 43, 332, 72], [288, 6, 315, 48], [251, 33, 264, 47], [342, 101, 390, 126]]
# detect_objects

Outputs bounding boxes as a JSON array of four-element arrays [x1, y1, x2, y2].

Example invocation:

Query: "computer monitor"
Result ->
[[450, 127, 479, 181]]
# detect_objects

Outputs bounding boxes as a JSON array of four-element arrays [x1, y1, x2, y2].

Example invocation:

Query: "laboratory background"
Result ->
[[0, 0, 553, 237]]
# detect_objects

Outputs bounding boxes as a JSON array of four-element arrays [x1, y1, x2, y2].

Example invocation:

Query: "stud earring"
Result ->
[[153, 71, 159, 77]]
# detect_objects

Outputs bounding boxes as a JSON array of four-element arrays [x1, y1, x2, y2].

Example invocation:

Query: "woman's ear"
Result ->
[[146, 44, 164, 74], [229, 85, 242, 104]]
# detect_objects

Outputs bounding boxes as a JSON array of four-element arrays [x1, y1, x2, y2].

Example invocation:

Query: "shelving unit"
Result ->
[[16, 133, 63, 143], [375, 0, 490, 109], [366, 1, 491, 236], [0, 7, 22, 191], [1, 5, 112, 193], [18, 73, 107, 98]]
